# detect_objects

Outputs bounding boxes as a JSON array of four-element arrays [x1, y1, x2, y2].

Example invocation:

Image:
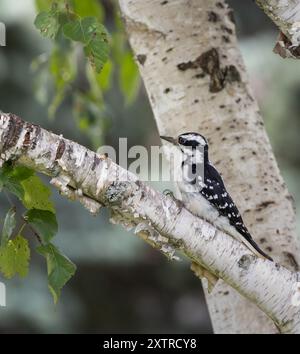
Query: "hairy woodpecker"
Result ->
[[161, 132, 273, 261]]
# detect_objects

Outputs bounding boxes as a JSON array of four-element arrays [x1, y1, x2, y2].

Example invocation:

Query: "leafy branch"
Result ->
[[0, 0, 141, 303], [0, 163, 75, 303], [33, 0, 140, 147]]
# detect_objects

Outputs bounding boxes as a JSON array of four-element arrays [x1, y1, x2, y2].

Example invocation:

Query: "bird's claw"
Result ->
[[163, 189, 174, 197], [163, 189, 185, 209]]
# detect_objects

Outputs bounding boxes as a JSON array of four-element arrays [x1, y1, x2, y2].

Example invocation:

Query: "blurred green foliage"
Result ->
[[33, 0, 140, 148]]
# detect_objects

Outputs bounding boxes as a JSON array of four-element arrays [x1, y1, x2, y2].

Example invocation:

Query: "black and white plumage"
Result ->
[[161, 132, 273, 261]]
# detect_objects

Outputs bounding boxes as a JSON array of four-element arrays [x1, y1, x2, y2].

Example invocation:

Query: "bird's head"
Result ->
[[161, 132, 208, 158], [161, 133, 207, 183]]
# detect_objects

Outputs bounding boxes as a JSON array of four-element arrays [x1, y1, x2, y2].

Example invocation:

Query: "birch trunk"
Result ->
[[118, 0, 300, 333], [0, 112, 300, 334]]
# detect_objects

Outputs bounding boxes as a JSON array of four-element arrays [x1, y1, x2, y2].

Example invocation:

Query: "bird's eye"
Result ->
[[178, 137, 184, 145]]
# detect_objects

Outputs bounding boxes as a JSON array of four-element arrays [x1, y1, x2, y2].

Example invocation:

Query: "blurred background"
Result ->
[[0, 0, 299, 333]]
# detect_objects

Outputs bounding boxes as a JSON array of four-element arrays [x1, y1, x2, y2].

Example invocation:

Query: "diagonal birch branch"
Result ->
[[0, 112, 299, 333]]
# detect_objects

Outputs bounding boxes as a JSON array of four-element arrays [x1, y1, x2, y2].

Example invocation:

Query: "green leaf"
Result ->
[[21, 175, 55, 212], [37, 243, 76, 303], [85, 35, 109, 73], [1, 164, 10, 180], [25, 209, 58, 243], [63, 16, 96, 44], [11, 166, 34, 181], [0, 164, 24, 199], [0, 235, 30, 279], [34, 9, 60, 39], [35, 0, 51, 12], [72, 0, 104, 21], [1, 207, 16, 247], [5, 179, 24, 200], [63, 16, 109, 73], [119, 52, 140, 105]]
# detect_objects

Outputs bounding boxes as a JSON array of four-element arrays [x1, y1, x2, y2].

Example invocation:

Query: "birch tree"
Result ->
[[118, 0, 300, 333], [0, 0, 300, 334]]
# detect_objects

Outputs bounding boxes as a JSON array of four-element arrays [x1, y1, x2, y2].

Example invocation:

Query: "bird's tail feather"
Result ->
[[236, 231, 273, 261]]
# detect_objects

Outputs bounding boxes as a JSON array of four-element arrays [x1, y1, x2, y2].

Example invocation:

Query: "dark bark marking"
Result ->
[[256, 200, 275, 210], [194, 73, 205, 79], [137, 54, 147, 65], [23, 123, 34, 149], [275, 263, 281, 271], [55, 140, 66, 160], [221, 25, 233, 35], [222, 35, 230, 43], [177, 61, 197, 71], [30, 124, 41, 150], [224, 65, 241, 83], [208, 11, 220, 22], [228, 9, 235, 23], [23, 131, 31, 147], [283, 252, 299, 271], [2, 114, 24, 153], [238, 255, 254, 270], [198, 48, 225, 92], [177, 49, 241, 92]]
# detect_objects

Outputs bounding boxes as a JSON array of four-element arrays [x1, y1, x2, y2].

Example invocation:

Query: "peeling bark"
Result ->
[[0, 112, 300, 333], [119, 0, 300, 333], [255, 0, 300, 58]]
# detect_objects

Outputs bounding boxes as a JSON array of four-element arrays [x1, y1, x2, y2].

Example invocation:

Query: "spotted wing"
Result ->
[[200, 166, 246, 233], [201, 163, 272, 261]]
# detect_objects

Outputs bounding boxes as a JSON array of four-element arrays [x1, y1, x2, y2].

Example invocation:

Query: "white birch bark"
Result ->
[[0, 112, 300, 333], [118, 0, 300, 333], [255, 0, 300, 58]]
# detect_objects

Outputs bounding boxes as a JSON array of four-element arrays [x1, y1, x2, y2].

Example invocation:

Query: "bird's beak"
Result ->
[[160, 136, 177, 145]]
